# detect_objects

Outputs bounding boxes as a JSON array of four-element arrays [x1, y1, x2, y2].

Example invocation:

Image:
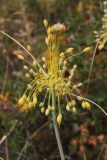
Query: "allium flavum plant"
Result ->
[[18, 19, 91, 126], [0, 19, 107, 160], [94, 0, 107, 50]]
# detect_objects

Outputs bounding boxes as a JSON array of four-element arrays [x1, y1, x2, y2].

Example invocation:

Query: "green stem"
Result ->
[[52, 89, 65, 160]]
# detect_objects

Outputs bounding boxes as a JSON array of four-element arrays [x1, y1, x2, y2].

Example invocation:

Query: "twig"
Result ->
[[104, 145, 107, 160], [97, 144, 105, 160], [0, 120, 18, 145], [5, 138, 9, 160], [83, 152, 87, 160], [0, 148, 30, 160], [0, 157, 4, 160], [17, 120, 50, 160], [86, 41, 99, 95]]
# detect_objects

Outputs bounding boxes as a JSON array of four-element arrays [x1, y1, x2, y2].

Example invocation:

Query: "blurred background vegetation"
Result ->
[[0, 0, 107, 159]]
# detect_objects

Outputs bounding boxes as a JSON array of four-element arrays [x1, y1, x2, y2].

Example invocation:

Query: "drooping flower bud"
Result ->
[[17, 54, 24, 60], [43, 19, 48, 28], [57, 114, 62, 127], [82, 47, 91, 53]]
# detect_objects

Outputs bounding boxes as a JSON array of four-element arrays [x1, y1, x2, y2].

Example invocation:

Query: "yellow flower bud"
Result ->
[[48, 34, 54, 42], [27, 45, 32, 52], [73, 65, 77, 70], [77, 83, 83, 87], [28, 102, 34, 109], [20, 106, 28, 112], [45, 108, 50, 116], [27, 97, 30, 103], [71, 100, 76, 106], [66, 104, 70, 111], [23, 66, 28, 70], [22, 95, 27, 101], [85, 101, 91, 109], [25, 73, 30, 78], [82, 47, 91, 53], [42, 57, 46, 62], [41, 107, 45, 113], [66, 48, 74, 53], [82, 101, 86, 109], [17, 54, 24, 60], [72, 107, 76, 113], [60, 52, 65, 59], [45, 38, 48, 45], [57, 114, 62, 127], [33, 61, 37, 66], [77, 96, 83, 101], [98, 44, 104, 50], [22, 103, 27, 109], [33, 96, 37, 105], [43, 19, 48, 28], [18, 97, 24, 107], [47, 26, 54, 34], [39, 102, 44, 107], [82, 101, 91, 110]]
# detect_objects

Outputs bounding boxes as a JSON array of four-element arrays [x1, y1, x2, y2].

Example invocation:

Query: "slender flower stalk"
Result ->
[[52, 88, 65, 160]]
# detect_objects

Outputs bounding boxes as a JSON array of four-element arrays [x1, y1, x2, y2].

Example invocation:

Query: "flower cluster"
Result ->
[[94, 1, 107, 50], [18, 19, 91, 126]]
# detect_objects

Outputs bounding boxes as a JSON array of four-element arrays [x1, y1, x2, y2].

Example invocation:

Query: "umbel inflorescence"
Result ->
[[18, 19, 91, 126], [94, 1, 107, 50]]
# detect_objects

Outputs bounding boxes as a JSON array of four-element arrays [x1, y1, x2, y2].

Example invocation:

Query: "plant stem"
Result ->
[[52, 89, 65, 160]]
